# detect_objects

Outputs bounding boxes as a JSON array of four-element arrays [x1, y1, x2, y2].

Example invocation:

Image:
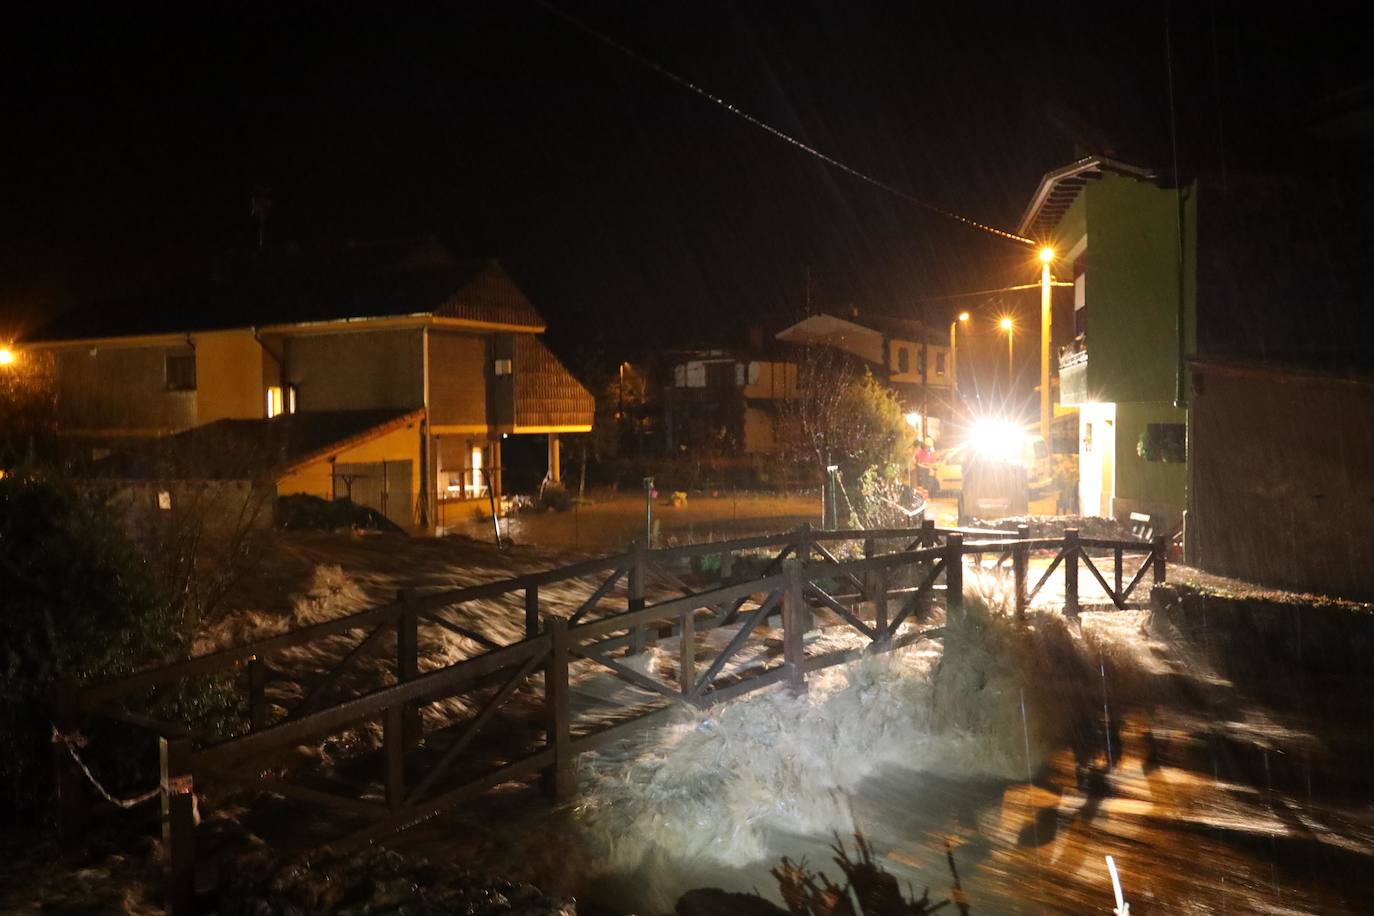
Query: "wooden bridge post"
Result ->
[[1151, 534, 1168, 584], [921, 517, 936, 548], [627, 541, 647, 655], [862, 536, 877, 625], [1064, 528, 1080, 617], [944, 533, 963, 618], [874, 563, 890, 639], [397, 589, 421, 747], [541, 617, 575, 800], [384, 704, 405, 809], [50, 679, 84, 839], [679, 607, 696, 695], [525, 584, 540, 638], [1114, 545, 1124, 602], [159, 734, 196, 916], [248, 655, 268, 732], [782, 558, 807, 692], [719, 549, 734, 583], [1013, 525, 1030, 621]]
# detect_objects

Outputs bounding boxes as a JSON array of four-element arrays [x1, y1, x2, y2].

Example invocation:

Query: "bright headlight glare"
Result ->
[[967, 420, 1027, 463]]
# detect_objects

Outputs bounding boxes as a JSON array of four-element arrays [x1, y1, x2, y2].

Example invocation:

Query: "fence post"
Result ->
[[397, 589, 420, 748], [863, 536, 876, 602], [782, 558, 807, 692], [719, 550, 734, 583], [525, 584, 540, 638], [627, 541, 647, 655], [679, 607, 696, 695], [1152, 534, 1168, 584], [1064, 528, 1080, 617], [541, 618, 575, 800], [874, 563, 890, 640], [944, 533, 963, 618], [50, 679, 84, 839], [1013, 525, 1030, 621], [1114, 545, 1124, 602], [159, 734, 196, 916], [248, 656, 268, 732], [921, 517, 936, 548], [384, 704, 405, 810]]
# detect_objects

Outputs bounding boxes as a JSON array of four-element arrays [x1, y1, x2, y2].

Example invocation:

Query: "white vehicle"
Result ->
[[933, 422, 1053, 495]]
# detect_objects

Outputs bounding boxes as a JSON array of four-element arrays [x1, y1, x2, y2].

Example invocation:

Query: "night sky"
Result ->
[[3, 3, 1367, 357]]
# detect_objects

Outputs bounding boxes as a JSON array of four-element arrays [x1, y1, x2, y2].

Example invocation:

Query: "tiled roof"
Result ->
[[91, 409, 421, 480], [25, 239, 545, 343], [513, 336, 594, 430]]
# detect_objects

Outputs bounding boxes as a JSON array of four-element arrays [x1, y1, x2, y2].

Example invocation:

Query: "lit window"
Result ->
[[494, 358, 512, 376], [286, 384, 298, 414], [935, 353, 946, 376], [165, 352, 196, 391], [266, 386, 284, 418]]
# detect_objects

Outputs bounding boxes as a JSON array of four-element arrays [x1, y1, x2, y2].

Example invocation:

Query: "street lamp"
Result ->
[[1039, 247, 1055, 442], [0, 346, 15, 367], [999, 316, 1014, 381], [948, 311, 969, 395]]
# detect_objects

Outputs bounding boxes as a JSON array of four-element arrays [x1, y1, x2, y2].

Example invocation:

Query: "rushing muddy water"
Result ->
[[209, 534, 1374, 914]]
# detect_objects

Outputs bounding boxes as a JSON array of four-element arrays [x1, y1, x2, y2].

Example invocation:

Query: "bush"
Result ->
[[0, 470, 240, 821], [275, 493, 403, 532], [537, 482, 574, 512]]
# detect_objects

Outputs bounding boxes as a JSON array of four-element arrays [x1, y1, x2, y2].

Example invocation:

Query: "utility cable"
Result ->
[[535, 1, 1036, 248]]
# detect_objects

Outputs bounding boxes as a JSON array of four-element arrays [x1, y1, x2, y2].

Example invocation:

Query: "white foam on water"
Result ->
[[571, 603, 1062, 894]]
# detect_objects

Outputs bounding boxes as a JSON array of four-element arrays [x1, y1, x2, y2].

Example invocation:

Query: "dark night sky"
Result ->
[[3, 3, 1369, 357]]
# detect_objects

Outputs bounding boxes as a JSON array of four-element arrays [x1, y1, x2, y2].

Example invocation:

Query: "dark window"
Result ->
[[1138, 423, 1187, 462], [935, 353, 946, 375], [165, 351, 196, 391], [896, 347, 909, 374]]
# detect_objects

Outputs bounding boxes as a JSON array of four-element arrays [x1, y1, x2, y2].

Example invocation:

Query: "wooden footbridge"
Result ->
[[53, 522, 1166, 914]]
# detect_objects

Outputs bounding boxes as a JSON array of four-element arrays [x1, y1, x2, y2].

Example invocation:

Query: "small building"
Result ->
[[662, 350, 798, 456], [1020, 157, 1196, 531], [19, 239, 594, 530], [1188, 358, 1374, 599], [775, 311, 959, 441]]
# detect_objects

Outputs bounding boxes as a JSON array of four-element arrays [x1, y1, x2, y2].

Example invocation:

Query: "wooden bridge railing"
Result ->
[[53, 523, 1165, 915]]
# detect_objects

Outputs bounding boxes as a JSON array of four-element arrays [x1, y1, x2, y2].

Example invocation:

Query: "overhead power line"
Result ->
[[536, 1, 1036, 248], [903, 280, 1073, 304]]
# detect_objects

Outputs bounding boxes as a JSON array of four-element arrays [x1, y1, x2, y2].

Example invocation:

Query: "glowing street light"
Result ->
[[0, 346, 15, 367], [949, 311, 970, 395], [1039, 247, 1055, 441], [998, 316, 1015, 379]]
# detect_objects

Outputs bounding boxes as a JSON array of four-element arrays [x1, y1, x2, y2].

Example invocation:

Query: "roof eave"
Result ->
[[1016, 156, 1158, 239], [275, 408, 426, 476]]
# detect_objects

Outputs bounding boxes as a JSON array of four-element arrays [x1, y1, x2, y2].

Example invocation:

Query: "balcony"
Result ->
[[1058, 334, 1088, 405]]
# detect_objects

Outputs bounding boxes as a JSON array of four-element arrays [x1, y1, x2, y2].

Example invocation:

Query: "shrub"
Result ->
[[0, 470, 240, 821]]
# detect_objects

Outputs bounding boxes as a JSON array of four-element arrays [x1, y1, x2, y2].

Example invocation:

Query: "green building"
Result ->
[[1019, 157, 1196, 533]]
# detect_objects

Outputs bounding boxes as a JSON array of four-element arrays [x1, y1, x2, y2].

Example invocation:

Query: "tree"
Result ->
[[781, 346, 915, 526]]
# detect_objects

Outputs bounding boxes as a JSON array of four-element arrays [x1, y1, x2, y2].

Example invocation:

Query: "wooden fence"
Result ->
[[52, 522, 1166, 915]]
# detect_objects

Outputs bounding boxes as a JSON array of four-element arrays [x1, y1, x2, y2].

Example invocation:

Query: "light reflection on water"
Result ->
[[507, 608, 1374, 914], [217, 533, 1374, 914]]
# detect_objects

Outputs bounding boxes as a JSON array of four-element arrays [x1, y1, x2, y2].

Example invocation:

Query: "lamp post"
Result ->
[[999, 316, 1014, 386], [1039, 247, 1055, 442], [949, 311, 969, 395]]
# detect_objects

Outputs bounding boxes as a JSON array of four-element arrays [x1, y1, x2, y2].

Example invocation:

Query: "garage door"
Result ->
[[333, 460, 413, 528]]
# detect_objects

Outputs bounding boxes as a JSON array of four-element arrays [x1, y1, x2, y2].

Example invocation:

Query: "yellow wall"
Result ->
[[275, 421, 422, 503], [743, 360, 798, 400], [196, 330, 266, 422], [889, 340, 954, 387]]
